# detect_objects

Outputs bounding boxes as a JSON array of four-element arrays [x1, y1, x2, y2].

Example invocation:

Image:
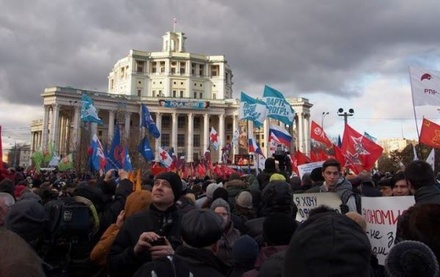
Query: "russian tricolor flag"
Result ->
[[269, 123, 292, 147], [248, 135, 265, 158]]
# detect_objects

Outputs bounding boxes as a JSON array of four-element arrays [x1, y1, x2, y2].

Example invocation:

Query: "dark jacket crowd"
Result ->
[[1, 158, 440, 277]]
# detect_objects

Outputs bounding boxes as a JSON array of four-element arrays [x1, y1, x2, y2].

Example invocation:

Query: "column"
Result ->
[[125, 111, 131, 139], [263, 119, 269, 157], [155, 112, 162, 160], [171, 112, 178, 152], [42, 106, 50, 149], [232, 115, 238, 157], [51, 104, 60, 152], [187, 113, 193, 162], [218, 114, 224, 163], [203, 113, 209, 151], [304, 114, 310, 156], [108, 110, 115, 142], [72, 106, 80, 153]]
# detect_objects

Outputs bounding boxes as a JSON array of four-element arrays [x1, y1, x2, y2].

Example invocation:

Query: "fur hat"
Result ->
[[235, 191, 253, 209], [386, 240, 439, 277], [283, 212, 371, 276], [180, 209, 224, 248], [155, 172, 182, 202], [263, 212, 298, 245]]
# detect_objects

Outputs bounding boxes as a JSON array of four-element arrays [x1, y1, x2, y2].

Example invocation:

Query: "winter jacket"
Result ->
[[217, 222, 241, 267], [107, 204, 182, 277], [414, 185, 440, 205], [243, 245, 288, 277], [175, 246, 228, 277]]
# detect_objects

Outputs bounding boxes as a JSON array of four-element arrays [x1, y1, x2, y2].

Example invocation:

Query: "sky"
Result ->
[[2, 0, 440, 150]]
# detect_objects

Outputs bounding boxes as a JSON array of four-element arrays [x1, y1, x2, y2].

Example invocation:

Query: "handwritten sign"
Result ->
[[293, 192, 342, 222], [297, 161, 323, 179], [361, 196, 415, 265]]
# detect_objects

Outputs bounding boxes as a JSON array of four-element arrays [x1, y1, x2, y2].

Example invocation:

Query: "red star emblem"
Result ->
[[343, 151, 362, 167], [210, 132, 218, 142], [160, 151, 168, 161], [350, 136, 370, 155]]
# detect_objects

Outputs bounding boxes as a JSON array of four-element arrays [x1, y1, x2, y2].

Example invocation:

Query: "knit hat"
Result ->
[[385, 240, 439, 277], [235, 191, 253, 209], [210, 198, 230, 215], [269, 173, 286, 182], [310, 167, 324, 182], [206, 183, 220, 200], [265, 158, 276, 171], [232, 235, 259, 266], [5, 199, 47, 243], [263, 212, 298, 245], [212, 187, 229, 202], [283, 212, 371, 276], [180, 209, 224, 248], [155, 172, 182, 202]]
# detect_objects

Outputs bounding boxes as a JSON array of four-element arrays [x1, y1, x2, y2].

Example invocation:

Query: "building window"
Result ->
[[194, 117, 201, 129], [180, 91, 183, 98], [98, 131, 102, 136], [173, 90, 176, 97], [160, 61, 165, 73], [178, 116, 185, 128], [200, 84, 202, 87], [136, 61, 144, 73], [193, 92, 197, 98], [162, 115, 171, 128], [180, 62, 186, 74], [137, 90, 141, 97], [211, 65, 219, 76], [171, 67, 176, 74], [227, 123, 232, 130], [174, 81, 176, 84], [151, 62, 157, 73], [213, 93, 216, 99], [199, 64, 204, 76], [193, 134, 200, 147], [161, 134, 170, 147], [191, 63, 196, 75], [178, 134, 185, 147], [199, 92, 203, 99]]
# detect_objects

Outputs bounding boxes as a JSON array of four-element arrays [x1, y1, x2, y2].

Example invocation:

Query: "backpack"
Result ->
[[340, 190, 362, 214]]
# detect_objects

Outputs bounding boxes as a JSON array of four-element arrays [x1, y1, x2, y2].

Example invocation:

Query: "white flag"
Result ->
[[412, 144, 418, 161], [409, 66, 440, 107], [158, 146, 173, 168], [426, 148, 435, 171]]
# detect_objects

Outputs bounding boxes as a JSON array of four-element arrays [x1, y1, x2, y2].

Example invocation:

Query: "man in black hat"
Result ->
[[108, 171, 183, 277]]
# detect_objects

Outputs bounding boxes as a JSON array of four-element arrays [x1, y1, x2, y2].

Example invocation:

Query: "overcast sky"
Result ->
[[2, 0, 440, 148]]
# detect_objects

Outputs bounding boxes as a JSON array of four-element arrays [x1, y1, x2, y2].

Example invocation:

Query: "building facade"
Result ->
[[31, 31, 312, 168]]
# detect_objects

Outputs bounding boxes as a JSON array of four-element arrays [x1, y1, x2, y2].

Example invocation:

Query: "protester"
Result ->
[[257, 158, 277, 190], [229, 235, 259, 277], [404, 160, 440, 204], [391, 171, 411, 196], [108, 171, 183, 276], [377, 177, 394, 197]]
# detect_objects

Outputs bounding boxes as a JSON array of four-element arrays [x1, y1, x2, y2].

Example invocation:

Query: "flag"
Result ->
[[81, 94, 103, 125], [413, 144, 419, 161], [363, 132, 377, 143], [409, 66, 440, 107], [123, 146, 133, 172], [168, 147, 178, 171], [238, 92, 268, 128], [263, 85, 295, 126], [426, 148, 435, 171], [295, 151, 311, 165], [141, 104, 160, 139], [0, 126, 3, 170], [48, 154, 60, 167], [203, 148, 212, 169], [269, 123, 292, 148], [91, 134, 107, 171], [134, 169, 142, 191], [108, 123, 123, 169], [340, 124, 383, 174], [138, 136, 155, 162], [310, 121, 332, 148], [43, 142, 54, 163], [196, 163, 206, 177], [232, 129, 240, 146], [210, 127, 220, 151], [151, 162, 167, 175], [337, 135, 342, 148], [268, 131, 281, 155], [158, 146, 173, 168], [221, 143, 232, 164], [58, 154, 73, 171], [31, 148, 43, 172], [248, 135, 265, 158], [419, 118, 440, 148], [332, 144, 345, 166]]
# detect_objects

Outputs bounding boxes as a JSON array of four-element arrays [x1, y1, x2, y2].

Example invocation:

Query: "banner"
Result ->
[[362, 196, 415, 265], [239, 92, 267, 128], [293, 192, 342, 222], [297, 161, 324, 179], [81, 94, 103, 125], [409, 66, 440, 107], [419, 118, 440, 148], [263, 85, 295, 126], [159, 99, 210, 109]]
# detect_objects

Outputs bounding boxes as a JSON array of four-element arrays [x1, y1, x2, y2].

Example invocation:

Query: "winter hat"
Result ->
[[206, 183, 220, 200], [386, 240, 439, 277], [263, 212, 298, 245], [180, 209, 224, 248], [310, 167, 324, 182], [265, 158, 276, 171], [269, 173, 286, 182], [0, 178, 15, 196], [155, 172, 182, 202], [235, 191, 253, 209], [210, 198, 230, 214], [283, 212, 371, 277], [212, 187, 229, 202], [5, 199, 47, 243], [232, 235, 259, 266], [181, 179, 188, 192]]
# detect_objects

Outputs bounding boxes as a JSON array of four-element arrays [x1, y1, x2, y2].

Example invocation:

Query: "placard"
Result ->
[[297, 161, 323, 178], [293, 192, 342, 222], [361, 196, 415, 265]]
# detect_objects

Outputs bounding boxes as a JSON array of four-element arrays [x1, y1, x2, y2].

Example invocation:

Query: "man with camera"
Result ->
[[108, 171, 183, 277]]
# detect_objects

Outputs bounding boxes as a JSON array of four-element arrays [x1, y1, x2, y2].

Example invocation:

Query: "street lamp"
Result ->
[[321, 111, 329, 128], [337, 108, 354, 125]]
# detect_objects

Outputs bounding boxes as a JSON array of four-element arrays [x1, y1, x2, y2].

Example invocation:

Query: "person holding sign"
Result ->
[[306, 158, 361, 213]]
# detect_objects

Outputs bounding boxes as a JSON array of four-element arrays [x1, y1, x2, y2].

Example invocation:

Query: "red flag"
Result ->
[[151, 162, 167, 175], [420, 118, 440, 148], [295, 151, 311, 165], [340, 124, 383, 174], [196, 163, 206, 177], [0, 126, 3, 170], [310, 121, 332, 148], [288, 154, 299, 176], [332, 144, 345, 166]]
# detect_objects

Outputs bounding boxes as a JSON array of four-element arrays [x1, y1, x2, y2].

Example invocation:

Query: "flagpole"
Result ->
[[408, 66, 422, 158]]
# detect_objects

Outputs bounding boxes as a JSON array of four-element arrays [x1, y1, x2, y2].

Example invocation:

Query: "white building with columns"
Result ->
[[31, 31, 313, 168]]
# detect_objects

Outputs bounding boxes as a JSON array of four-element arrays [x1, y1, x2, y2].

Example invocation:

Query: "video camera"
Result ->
[[273, 145, 291, 173]]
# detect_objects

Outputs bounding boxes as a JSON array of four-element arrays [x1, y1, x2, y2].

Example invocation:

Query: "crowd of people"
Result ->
[[1, 157, 440, 277]]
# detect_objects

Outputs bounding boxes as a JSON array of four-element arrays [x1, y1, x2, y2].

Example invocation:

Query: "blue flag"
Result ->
[[91, 134, 106, 171], [141, 104, 161, 139], [238, 92, 268, 128], [123, 145, 133, 172], [81, 94, 103, 125], [107, 123, 123, 169], [262, 85, 295, 126], [138, 136, 155, 162]]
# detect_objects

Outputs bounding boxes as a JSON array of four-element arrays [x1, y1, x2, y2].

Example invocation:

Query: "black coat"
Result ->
[[414, 185, 440, 205], [175, 246, 227, 277], [107, 204, 182, 277]]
